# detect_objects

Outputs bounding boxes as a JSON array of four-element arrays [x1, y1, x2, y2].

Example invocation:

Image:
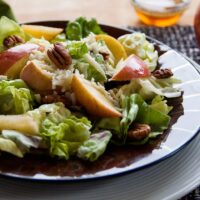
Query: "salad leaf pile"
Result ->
[[0, 16, 182, 162]]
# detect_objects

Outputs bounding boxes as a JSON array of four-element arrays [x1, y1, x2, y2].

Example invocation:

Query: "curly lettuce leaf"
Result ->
[[133, 94, 171, 131], [120, 95, 139, 141], [66, 17, 105, 40], [41, 116, 91, 159], [95, 117, 121, 135], [150, 95, 173, 115], [0, 79, 35, 114], [66, 40, 88, 58], [27, 103, 92, 159], [95, 94, 171, 144], [29, 103, 92, 159], [77, 131, 112, 162], [0, 16, 25, 51]]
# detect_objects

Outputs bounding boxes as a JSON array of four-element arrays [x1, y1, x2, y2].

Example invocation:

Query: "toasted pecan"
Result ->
[[152, 68, 173, 79], [3, 35, 24, 48], [47, 42, 72, 69], [127, 123, 151, 141]]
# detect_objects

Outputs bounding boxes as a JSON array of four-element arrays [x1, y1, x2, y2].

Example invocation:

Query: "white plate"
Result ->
[[0, 132, 199, 200], [0, 24, 200, 181]]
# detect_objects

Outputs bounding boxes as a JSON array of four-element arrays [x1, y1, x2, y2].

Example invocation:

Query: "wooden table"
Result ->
[[6, 0, 199, 26]]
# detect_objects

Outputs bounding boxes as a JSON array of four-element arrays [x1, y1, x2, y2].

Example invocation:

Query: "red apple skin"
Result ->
[[194, 5, 200, 46], [0, 43, 40, 75], [111, 55, 150, 81]]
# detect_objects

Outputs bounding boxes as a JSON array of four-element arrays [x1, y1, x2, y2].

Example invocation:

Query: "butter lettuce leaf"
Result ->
[[66, 17, 105, 40], [41, 116, 92, 159], [66, 40, 88, 58], [2, 130, 42, 152], [0, 79, 35, 114], [29, 103, 92, 159], [150, 95, 173, 115], [95, 94, 171, 144], [117, 76, 181, 101], [77, 131, 112, 162]]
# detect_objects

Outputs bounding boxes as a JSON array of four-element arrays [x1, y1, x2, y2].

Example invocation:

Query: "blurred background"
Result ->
[[6, 0, 199, 26]]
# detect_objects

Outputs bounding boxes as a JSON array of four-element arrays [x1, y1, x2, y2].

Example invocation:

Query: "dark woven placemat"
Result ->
[[128, 25, 200, 65], [128, 25, 200, 200]]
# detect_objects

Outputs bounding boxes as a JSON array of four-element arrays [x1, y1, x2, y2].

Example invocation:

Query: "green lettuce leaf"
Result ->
[[83, 53, 107, 82], [150, 95, 172, 115], [1, 130, 42, 153], [95, 94, 171, 144], [120, 95, 139, 141], [138, 77, 182, 100], [0, 79, 35, 114], [132, 94, 171, 131], [117, 76, 181, 101], [0, 16, 25, 51], [77, 131, 112, 162], [66, 40, 88, 58], [0, 137, 23, 157], [28, 103, 92, 159], [66, 17, 105, 40], [0, 0, 16, 21], [41, 116, 92, 159], [27, 103, 92, 159], [94, 117, 121, 135]]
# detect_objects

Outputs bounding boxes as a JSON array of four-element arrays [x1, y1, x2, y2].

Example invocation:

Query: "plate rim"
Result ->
[[0, 21, 199, 182]]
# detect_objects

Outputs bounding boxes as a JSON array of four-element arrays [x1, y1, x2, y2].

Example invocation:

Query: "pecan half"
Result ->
[[99, 51, 110, 60], [47, 42, 72, 69], [3, 35, 24, 48], [127, 123, 151, 141], [41, 93, 71, 107], [152, 68, 173, 79]]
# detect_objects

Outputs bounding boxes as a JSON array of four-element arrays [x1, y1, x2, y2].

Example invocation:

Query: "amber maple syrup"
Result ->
[[132, 0, 190, 27]]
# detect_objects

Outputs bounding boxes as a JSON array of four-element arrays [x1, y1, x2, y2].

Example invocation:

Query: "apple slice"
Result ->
[[0, 115, 39, 136], [21, 25, 63, 41], [72, 74, 121, 118], [111, 55, 150, 81], [20, 61, 52, 91], [96, 34, 127, 64], [0, 43, 40, 78]]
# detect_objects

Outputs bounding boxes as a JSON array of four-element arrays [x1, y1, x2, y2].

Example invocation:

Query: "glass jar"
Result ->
[[132, 0, 190, 27]]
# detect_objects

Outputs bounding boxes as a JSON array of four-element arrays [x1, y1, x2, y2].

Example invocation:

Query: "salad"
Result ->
[[0, 16, 182, 162]]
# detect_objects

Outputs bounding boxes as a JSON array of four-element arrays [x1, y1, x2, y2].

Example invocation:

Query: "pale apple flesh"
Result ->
[[0, 115, 39, 136], [21, 25, 63, 41], [111, 55, 150, 81], [72, 74, 121, 118], [0, 43, 40, 78], [20, 61, 53, 91]]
